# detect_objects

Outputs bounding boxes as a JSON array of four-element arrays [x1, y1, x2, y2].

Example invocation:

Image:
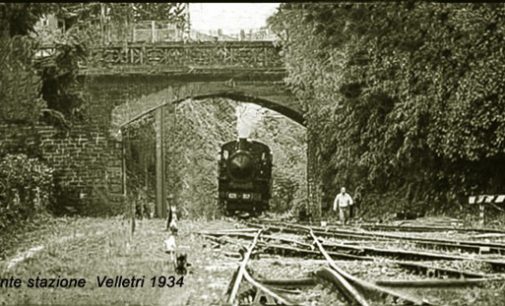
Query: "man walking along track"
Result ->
[[333, 187, 354, 224]]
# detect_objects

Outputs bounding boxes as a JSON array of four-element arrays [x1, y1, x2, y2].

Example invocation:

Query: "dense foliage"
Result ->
[[167, 99, 237, 219], [0, 36, 47, 123], [0, 3, 188, 126], [124, 99, 307, 220], [269, 3, 505, 216], [0, 154, 54, 230], [0, 4, 89, 125], [0, 4, 54, 37], [167, 100, 306, 219], [250, 111, 307, 214]]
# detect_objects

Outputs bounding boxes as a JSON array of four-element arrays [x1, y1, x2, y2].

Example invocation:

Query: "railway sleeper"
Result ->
[[258, 243, 371, 261], [348, 223, 505, 234], [253, 277, 317, 289], [202, 229, 505, 271], [320, 239, 471, 261], [250, 222, 505, 254], [305, 223, 505, 252], [200, 231, 371, 260], [411, 241, 505, 255], [322, 241, 505, 271], [395, 261, 487, 279]]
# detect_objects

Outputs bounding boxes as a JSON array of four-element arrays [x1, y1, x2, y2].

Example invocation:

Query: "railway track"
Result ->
[[286, 219, 505, 234], [247, 221, 505, 256], [199, 220, 505, 305]]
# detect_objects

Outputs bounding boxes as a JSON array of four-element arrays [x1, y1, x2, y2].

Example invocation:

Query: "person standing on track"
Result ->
[[333, 187, 354, 225]]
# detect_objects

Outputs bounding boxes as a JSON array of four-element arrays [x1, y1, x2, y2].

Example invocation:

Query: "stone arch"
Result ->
[[113, 81, 305, 130], [116, 80, 306, 218]]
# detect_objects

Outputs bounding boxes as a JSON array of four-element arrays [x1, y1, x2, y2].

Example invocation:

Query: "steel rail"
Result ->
[[250, 222, 505, 254], [260, 242, 370, 260], [310, 229, 434, 306], [226, 229, 262, 305], [355, 224, 505, 234], [269, 287, 303, 295], [260, 219, 505, 234], [228, 225, 502, 263], [202, 227, 505, 271], [291, 222, 505, 250], [200, 231, 371, 260], [252, 277, 317, 288], [313, 267, 370, 306], [242, 268, 296, 305], [198, 230, 314, 249], [309, 231, 370, 306], [375, 276, 505, 288], [318, 239, 477, 261], [393, 261, 487, 279]]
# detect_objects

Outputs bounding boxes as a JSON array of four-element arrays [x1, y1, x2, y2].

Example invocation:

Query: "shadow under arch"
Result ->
[[117, 90, 305, 130], [118, 88, 307, 218]]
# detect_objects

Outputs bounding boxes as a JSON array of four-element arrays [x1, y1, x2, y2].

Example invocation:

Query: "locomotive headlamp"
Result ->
[[228, 193, 237, 199]]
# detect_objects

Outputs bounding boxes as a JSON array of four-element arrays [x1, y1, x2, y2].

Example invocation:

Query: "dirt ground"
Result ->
[[0, 217, 242, 306], [1, 217, 505, 305]]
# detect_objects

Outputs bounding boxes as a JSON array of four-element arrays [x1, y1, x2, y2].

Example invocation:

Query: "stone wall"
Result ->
[[0, 123, 124, 216]]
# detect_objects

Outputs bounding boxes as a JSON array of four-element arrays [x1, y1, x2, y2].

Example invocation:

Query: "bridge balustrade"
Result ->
[[34, 41, 284, 75]]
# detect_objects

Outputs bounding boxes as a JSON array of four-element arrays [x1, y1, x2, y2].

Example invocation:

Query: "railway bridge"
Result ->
[[35, 41, 321, 218]]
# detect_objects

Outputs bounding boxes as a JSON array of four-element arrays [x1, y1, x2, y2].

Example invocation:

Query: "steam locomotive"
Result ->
[[218, 138, 272, 217]]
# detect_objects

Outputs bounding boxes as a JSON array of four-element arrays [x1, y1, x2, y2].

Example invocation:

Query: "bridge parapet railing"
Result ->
[[34, 41, 284, 73]]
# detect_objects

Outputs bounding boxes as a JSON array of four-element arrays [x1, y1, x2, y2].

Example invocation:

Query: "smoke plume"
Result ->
[[236, 103, 262, 138]]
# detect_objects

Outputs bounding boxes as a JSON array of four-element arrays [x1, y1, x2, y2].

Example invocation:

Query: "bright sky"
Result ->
[[189, 3, 280, 34], [188, 3, 281, 137]]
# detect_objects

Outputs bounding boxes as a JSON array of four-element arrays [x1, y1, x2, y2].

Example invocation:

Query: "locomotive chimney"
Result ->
[[238, 138, 248, 151]]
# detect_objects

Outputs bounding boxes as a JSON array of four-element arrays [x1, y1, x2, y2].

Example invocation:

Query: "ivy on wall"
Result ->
[[269, 3, 505, 215]]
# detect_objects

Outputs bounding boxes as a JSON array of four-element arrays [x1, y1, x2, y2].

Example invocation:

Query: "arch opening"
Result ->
[[119, 93, 308, 220], [109, 79, 305, 134], [117, 92, 305, 131]]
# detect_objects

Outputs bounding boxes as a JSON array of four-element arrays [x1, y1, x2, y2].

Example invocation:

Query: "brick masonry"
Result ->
[[0, 123, 124, 216]]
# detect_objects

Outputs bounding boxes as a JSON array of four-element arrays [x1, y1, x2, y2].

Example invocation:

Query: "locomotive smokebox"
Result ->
[[228, 138, 254, 180]]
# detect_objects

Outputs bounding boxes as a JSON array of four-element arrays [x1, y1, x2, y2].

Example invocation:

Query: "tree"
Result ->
[[0, 3, 189, 126], [0, 3, 55, 38], [269, 3, 505, 215]]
